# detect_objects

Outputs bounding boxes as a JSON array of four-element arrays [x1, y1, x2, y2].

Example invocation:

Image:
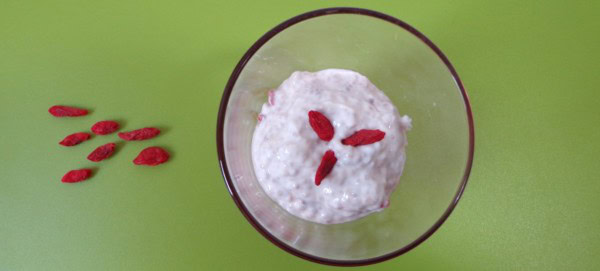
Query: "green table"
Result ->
[[2, 1, 599, 270]]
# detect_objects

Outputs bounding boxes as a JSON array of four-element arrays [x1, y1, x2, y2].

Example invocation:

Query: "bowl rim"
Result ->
[[216, 7, 475, 266]]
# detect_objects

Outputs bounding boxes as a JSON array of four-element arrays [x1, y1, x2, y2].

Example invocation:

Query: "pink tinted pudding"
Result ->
[[251, 69, 411, 224]]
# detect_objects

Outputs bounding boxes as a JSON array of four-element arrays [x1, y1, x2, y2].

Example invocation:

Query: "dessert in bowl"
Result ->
[[217, 7, 474, 265]]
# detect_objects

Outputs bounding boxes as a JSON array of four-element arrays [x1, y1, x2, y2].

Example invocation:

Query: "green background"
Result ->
[[1, 0, 599, 270]]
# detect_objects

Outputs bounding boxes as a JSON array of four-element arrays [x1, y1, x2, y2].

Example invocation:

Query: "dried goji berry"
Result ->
[[341, 129, 386, 146], [133, 146, 170, 166], [59, 132, 91, 146], [87, 143, 116, 162], [308, 110, 334, 141], [91, 120, 120, 135], [315, 150, 337, 186], [118, 127, 160, 141], [61, 169, 92, 183], [49, 105, 88, 117], [268, 90, 275, 105]]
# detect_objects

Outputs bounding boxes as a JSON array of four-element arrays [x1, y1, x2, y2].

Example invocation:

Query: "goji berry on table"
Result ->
[[59, 132, 91, 146], [118, 127, 160, 141], [87, 143, 116, 162], [61, 169, 92, 183], [91, 120, 120, 135], [133, 146, 170, 166], [49, 105, 88, 117]]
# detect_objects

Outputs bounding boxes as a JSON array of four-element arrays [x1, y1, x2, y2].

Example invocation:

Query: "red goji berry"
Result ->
[[91, 120, 120, 135], [87, 143, 116, 162], [341, 129, 386, 146], [308, 110, 334, 141], [61, 169, 92, 183], [118, 127, 160, 141], [59, 132, 91, 146], [315, 150, 337, 186], [133, 146, 170, 166], [49, 105, 88, 117]]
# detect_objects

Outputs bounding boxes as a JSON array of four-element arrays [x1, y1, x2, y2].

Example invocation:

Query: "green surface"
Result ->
[[1, 0, 598, 270]]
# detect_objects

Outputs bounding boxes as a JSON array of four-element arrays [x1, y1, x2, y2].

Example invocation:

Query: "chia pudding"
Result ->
[[251, 69, 411, 224]]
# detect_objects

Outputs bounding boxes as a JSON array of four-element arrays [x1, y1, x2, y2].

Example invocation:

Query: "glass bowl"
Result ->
[[217, 7, 474, 266]]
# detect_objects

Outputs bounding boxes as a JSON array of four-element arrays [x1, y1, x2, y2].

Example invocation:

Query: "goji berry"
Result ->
[[91, 120, 120, 135], [380, 199, 390, 208], [49, 105, 88, 117], [59, 132, 91, 146], [87, 143, 116, 162], [308, 110, 334, 141], [341, 129, 386, 146], [133, 146, 170, 166], [315, 150, 337, 186], [118, 127, 160, 141], [61, 169, 92, 183], [268, 90, 275, 105]]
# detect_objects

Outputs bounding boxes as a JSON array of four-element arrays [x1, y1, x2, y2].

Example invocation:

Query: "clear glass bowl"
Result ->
[[217, 7, 474, 266]]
